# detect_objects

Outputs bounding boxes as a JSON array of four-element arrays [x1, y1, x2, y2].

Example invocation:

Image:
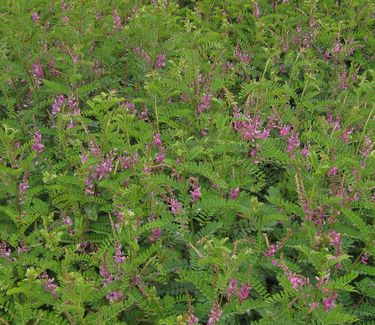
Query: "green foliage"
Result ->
[[0, 0, 374, 324]]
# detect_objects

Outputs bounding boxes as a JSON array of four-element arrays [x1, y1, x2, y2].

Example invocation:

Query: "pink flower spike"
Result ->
[[150, 228, 162, 242], [230, 187, 240, 200], [31, 12, 40, 24], [238, 283, 251, 303], [253, 1, 260, 19], [191, 186, 202, 202], [226, 278, 238, 298]]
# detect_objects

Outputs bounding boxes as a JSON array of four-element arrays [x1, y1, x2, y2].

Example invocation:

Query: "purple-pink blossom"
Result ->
[[279, 125, 292, 137], [155, 152, 165, 163], [155, 54, 166, 68], [152, 133, 163, 147], [323, 292, 337, 310], [19, 177, 29, 196], [233, 114, 270, 142], [99, 263, 114, 286], [263, 243, 280, 257], [253, 1, 260, 18], [51, 95, 65, 115], [113, 9, 122, 29], [235, 45, 250, 64], [287, 133, 300, 153], [238, 283, 251, 303], [168, 197, 182, 215], [197, 94, 213, 114], [191, 186, 202, 202], [207, 303, 222, 325], [328, 167, 338, 176], [188, 311, 199, 325], [289, 275, 306, 290], [230, 187, 240, 200], [0, 241, 11, 258], [226, 278, 238, 298], [114, 243, 126, 264], [139, 107, 149, 121], [106, 290, 123, 303], [31, 60, 44, 79], [31, 12, 40, 24], [150, 228, 162, 242], [360, 136, 372, 158], [301, 145, 310, 157], [93, 158, 113, 180], [67, 95, 80, 115], [32, 131, 44, 153], [63, 216, 73, 226]]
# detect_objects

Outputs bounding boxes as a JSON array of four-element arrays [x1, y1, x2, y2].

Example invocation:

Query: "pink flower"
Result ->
[[125, 101, 136, 114], [81, 153, 88, 164], [253, 1, 260, 18], [324, 50, 331, 62], [114, 243, 126, 264], [230, 187, 240, 200], [263, 244, 280, 257], [31, 12, 40, 24], [134, 47, 151, 62], [67, 120, 74, 129], [32, 131, 44, 153], [333, 40, 340, 53], [84, 176, 94, 195], [68, 96, 80, 115], [17, 242, 29, 255], [155, 152, 165, 163], [113, 9, 122, 29], [0, 241, 11, 258], [152, 133, 163, 147], [197, 94, 213, 114], [99, 263, 114, 286], [62, 15, 69, 24], [238, 283, 251, 303], [94, 158, 113, 180], [19, 177, 29, 196], [207, 303, 222, 325], [361, 252, 370, 265], [44, 277, 58, 296], [226, 278, 238, 299], [289, 275, 306, 290], [188, 312, 199, 325], [360, 136, 372, 157], [63, 216, 73, 226], [287, 133, 300, 153], [323, 292, 337, 310], [150, 228, 162, 242], [106, 291, 123, 303], [168, 198, 182, 215], [328, 167, 338, 176], [155, 54, 166, 68], [89, 142, 101, 156], [191, 186, 202, 202], [235, 45, 250, 64], [51, 95, 65, 115], [31, 60, 44, 79], [139, 107, 149, 121], [301, 145, 310, 157], [341, 128, 353, 143], [329, 230, 341, 248], [339, 70, 348, 90]]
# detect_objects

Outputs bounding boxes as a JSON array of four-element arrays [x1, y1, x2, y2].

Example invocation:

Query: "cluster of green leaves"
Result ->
[[0, 0, 374, 324]]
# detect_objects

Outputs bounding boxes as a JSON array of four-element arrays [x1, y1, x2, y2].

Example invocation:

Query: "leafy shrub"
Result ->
[[0, 0, 374, 324]]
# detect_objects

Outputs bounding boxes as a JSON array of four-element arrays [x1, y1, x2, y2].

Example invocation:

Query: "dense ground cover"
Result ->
[[0, 0, 374, 324]]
